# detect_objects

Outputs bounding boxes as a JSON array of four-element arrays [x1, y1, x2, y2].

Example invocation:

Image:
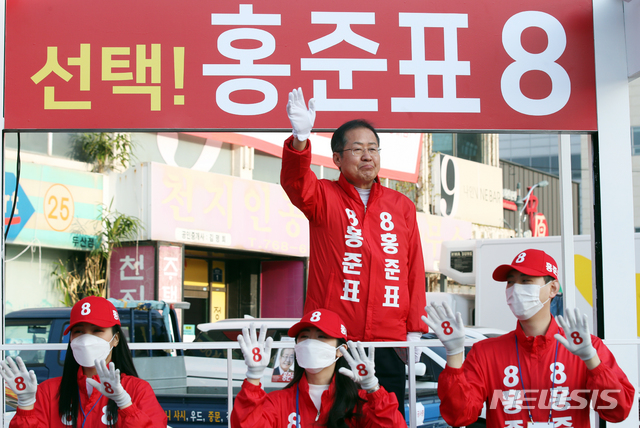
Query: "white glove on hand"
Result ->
[[86, 360, 132, 408], [407, 332, 424, 363], [0, 356, 37, 407], [286, 88, 316, 142], [237, 323, 273, 380], [338, 341, 378, 391], [554, 308, 597, 361], [422, 302, 465, 356]]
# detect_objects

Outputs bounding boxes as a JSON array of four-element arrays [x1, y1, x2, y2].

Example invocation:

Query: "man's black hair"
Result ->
[[331, 119, 380, 154]]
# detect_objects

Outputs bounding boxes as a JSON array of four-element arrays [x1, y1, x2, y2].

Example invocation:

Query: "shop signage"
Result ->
[[109, 246, 156, 301], [432, 154, 503, 227], [4, 164, 103, 249]]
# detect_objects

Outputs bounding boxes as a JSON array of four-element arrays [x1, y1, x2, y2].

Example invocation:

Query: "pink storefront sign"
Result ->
[[109, 246, 156, 301], [150, 163, 309, 257], [158, 244, 183, 304]]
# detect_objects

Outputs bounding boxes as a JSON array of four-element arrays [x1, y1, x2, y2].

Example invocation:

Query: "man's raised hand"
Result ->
[[286, 88, 316, 142]]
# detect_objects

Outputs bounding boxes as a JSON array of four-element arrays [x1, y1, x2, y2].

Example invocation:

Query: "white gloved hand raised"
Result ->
[[554, 308, 597, 361], [286, 88, 316, 142], [407, 332, 424, 363], [86, 359, 132, 408], [237, 323, 273, 380], [422, 302, 465, 356], [338, 341, 378, 391], [0, 356, 37, 407]]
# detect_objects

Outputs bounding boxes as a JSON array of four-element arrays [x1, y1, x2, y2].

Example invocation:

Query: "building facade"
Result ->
[[4, 127, 583, 334]]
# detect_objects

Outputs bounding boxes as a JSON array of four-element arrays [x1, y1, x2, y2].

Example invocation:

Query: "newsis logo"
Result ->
[[489, 389, 619, 411]]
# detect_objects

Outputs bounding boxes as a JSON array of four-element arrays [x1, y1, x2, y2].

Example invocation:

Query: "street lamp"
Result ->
[[514, 180, 549, 237]]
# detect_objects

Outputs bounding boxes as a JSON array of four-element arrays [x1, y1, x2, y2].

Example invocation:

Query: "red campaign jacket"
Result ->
[[230, 376, 406, 428], [438, 317, 635, 428], [281, 136, 427, 341], [10, 368, 168, 428]]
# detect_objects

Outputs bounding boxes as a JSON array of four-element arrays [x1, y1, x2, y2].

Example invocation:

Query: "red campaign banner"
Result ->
[[4, 0, 596, 132]]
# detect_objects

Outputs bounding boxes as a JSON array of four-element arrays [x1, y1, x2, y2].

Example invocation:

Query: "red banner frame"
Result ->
[[4, 0, 596, 131]]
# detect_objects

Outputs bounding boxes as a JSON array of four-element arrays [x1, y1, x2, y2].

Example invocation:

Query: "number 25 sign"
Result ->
[[44, 184, 75, 232]]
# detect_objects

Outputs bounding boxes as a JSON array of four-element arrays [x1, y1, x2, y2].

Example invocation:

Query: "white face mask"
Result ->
[[70, 333, 116, 367], [294, 339, 340, 374], [506, 281, 552, 320]]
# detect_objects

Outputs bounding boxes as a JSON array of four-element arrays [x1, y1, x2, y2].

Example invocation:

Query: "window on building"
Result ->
[[254, 151, 340, 184], [311, 165, 340, 181], [131, 133, 232, 174], [499, 133, 582, 181], [387, 179, 418, 207], [456, 134, 482, 163], [632, 127, 640, 156], [5, 132, 79, 159], [432, 134, 454, 155], [432, 133, 483, 163], [254, 150, 282, 184]]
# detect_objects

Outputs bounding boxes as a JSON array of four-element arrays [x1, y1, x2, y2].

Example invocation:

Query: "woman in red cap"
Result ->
[[230, 308, 405, 427], [0, 296, 167, 427]]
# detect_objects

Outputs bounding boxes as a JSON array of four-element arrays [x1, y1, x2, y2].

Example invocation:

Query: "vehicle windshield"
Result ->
[[186, 327, 290, 363], [5, 322, 51, 364]]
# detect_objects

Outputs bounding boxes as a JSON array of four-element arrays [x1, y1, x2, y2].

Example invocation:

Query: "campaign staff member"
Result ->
[[1, 296, 167, 427], [423, 249, 634, 428], [281, 88, 427, 413], [230, 309, 405, 428]]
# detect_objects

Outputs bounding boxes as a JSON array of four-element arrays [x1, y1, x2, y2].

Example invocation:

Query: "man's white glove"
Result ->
[[407, 332, 424, 363], [422, 302, 465, 356], [86, 359, 132, 408], [286, 88, 316, 142], [338, 341, 378, 391], [237, 323, 273, 380], [554, 308, 597, 361], [0, 356, 37, 407]]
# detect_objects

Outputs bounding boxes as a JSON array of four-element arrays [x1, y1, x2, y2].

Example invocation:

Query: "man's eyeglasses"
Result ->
[[335, 147, 381, 157], [280, 355, 295, 362]]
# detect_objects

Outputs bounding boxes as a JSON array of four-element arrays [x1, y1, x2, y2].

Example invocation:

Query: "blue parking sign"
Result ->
[[4, 172, 35, 241]]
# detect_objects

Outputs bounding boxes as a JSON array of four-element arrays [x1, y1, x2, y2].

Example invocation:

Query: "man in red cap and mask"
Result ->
[[423, 248, 635, 428]]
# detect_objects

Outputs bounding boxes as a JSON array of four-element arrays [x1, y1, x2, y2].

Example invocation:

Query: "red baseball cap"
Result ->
[[64, 296, 121, 335], [288, 309, 347, 340], [492, 249, 559, 281]]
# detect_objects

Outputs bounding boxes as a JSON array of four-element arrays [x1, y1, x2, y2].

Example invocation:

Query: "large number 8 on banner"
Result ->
[[501, 11, 570, 116]]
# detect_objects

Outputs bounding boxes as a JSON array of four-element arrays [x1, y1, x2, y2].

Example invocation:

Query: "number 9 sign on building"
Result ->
[[4, 0, 596, 132]]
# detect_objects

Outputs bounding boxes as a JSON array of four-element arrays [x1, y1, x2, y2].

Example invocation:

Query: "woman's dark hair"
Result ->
[[285, 338, 365, 428], [58, 324, 138, 427], [331, 119, 380, 154]]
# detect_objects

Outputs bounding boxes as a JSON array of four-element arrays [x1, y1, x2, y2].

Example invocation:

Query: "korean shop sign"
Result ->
[[5, 0, 596, 131], [109, 246, 156, 301], [149, 162, 309, 257], [4, 163, 103, 249]]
